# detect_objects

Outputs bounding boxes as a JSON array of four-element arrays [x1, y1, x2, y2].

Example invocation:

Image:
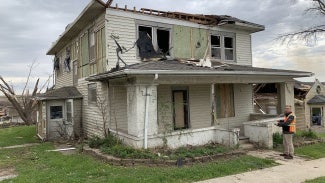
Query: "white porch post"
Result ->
[[126, 84, 158, 148], [279, 81, 295, 113]]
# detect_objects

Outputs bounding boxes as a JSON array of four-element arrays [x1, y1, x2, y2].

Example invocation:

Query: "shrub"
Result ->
[[273, 132, 283, 148], [101, 145, 157, 159], [300, 130, 318, 139], [88, 134, 122, 148]]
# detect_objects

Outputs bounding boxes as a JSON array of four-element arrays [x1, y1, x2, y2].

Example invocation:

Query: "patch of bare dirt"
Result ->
[[0, 167, 17, 181]]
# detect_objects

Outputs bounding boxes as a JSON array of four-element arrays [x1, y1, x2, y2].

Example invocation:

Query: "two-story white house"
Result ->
[[36, 0, 313, 149]]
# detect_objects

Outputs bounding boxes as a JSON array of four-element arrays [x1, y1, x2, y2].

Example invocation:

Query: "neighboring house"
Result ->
[[254, 80, 325, 130], [305, 79, 325, 128], [37, 0, 313, 148]]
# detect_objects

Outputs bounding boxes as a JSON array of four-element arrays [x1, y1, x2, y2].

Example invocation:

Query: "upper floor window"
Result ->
[[136, 21, 172, 59], [211, 33, 235, 62], [89, 28, 95, 63]]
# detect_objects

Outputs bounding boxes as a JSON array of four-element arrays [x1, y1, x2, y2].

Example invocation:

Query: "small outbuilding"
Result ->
[[36, 86, 83, 140]]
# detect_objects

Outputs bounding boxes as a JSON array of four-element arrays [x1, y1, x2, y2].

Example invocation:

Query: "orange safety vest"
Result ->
[[284, 113, 296, 133]]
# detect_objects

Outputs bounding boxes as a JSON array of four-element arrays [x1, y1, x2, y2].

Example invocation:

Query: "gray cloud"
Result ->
[[0, 0, 324, 95]]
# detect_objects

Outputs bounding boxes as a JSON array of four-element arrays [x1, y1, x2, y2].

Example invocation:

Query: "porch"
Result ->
[[87, 60, 312, 149]]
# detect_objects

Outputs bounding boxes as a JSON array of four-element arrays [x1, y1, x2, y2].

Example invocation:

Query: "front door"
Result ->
[[47, 100, 65, 139], [172, 90, 189, 130]]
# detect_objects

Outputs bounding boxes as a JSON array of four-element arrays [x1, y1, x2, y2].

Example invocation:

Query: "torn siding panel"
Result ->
[[106, 14, 137, 69], [236, 33, 252, 65]]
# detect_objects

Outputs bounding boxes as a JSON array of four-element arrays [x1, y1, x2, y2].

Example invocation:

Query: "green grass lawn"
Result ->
[[305, 176, 325, 183], [0, 126, 278, 183], [0, 126, 38, 147], [295, 143, 325, 159], [0, 144, 277, 183]]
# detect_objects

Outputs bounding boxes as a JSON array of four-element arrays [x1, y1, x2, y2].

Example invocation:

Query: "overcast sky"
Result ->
[[0, 0, 324, 94]]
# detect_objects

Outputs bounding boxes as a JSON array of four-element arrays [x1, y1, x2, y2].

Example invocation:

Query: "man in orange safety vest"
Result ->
[[276, 105, 296, 159]]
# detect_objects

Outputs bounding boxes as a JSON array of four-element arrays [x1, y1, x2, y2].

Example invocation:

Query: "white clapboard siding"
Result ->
[[157, 84, 253, 133], [189, 85, 212, 129], [77, 78, 105, 137], [55, 48, 74, 88], [106, 14, 138, 69], [236, 33, 252, 66], [157, 85, 173, 133], [110, 86, 128, 133]]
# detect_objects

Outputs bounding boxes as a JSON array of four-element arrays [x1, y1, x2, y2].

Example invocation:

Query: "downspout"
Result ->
[[144, 86, 150, 149]]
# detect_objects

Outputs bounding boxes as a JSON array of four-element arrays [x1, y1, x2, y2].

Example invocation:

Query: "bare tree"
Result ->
[[97, 96, 109, 137], [278, 0, 325, 44], [0, 61, 51, 125]]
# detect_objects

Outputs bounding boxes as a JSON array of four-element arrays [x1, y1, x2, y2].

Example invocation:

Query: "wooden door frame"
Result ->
[[172, 89, 189, 130]]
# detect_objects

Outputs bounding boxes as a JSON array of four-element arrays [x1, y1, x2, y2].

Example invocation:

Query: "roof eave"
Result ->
[[87, 69, 314, 81], [47, 0, 106, 55], [221, 22, 265, 33]]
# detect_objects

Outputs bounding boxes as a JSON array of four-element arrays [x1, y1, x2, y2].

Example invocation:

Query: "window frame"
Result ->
[[210, 31, 236, 62], [49, 106, 63, 120], [88, 83, 97, 105], [135, 20, 173, 58]]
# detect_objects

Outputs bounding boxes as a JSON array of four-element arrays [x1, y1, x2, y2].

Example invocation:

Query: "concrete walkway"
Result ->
[[198, 150, 325, 183]]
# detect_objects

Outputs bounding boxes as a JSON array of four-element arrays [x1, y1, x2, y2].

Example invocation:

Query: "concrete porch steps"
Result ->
[[239, 136, 255, 150]]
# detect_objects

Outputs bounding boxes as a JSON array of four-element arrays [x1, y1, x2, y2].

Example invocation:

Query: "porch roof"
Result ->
[[307, 95, 325, 105], [86, 60, 313, 81], [36, 86, 83, 101]]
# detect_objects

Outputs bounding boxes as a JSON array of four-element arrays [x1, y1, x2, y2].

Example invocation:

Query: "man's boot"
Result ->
[[284, 155, 293, 159]]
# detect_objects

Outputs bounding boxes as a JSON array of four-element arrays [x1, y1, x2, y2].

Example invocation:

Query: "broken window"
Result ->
[[215, 84, 235, 118], [157, 29, 170, 55], [211, 35, 221, 59], [211, 33, 235, 61], [88, 83, 97, 105], [64, 48, 71, 72], [139, 26, 152, 39], [137, 24, 171, 60], [50, 106, 63, 119]]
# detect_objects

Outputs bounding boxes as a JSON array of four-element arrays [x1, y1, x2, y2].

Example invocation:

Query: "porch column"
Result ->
[[278, 81, 295, 113], [127, 84, 158, 139]]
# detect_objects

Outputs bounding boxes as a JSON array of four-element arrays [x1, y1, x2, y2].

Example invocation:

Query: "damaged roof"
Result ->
[[307, 95, 325, 105], [86, 60, 313, 81], [36, 86, 83, 101], [48, 0, 264, 55]]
